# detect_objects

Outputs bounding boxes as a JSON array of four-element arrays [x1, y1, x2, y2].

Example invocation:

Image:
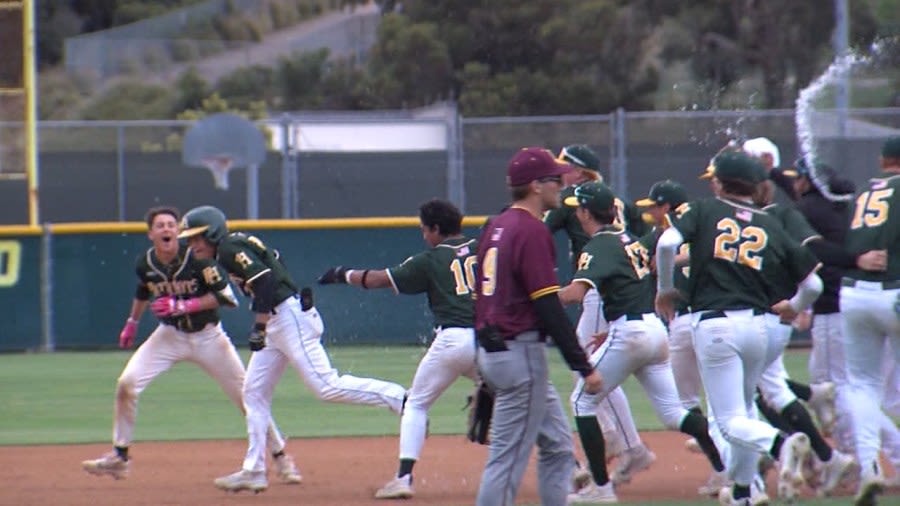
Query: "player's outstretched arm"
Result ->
[[318, 266, 392, 289], [118, 298, 149, 349]]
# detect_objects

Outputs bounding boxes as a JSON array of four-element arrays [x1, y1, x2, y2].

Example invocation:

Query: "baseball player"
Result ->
[[317, 198, 479, 500], [548, 144, 653, 486], [474, 147, 602, 506], [81, 207, 300, 484], [177, 206, 408, 493], [655, 151, 823, 505], [559, 181, 725, 503], [840, 136, 900, 505]]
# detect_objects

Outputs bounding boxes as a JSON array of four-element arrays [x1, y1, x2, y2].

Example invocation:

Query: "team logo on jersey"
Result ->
[[457, 246, 470, 256], [491, 228, 504, 241]]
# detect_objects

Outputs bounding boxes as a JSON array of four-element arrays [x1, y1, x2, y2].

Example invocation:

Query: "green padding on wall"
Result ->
[[0, 237, 42, 351]]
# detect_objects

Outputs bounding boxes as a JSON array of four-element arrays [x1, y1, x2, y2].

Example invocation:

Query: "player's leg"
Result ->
[[536, 382, 583, 505], [376, 328, 476, 499], [476, 339, 548, 506], [809, 313, 842, 434], [668, 312, 703, 411], [841, 286, 897, 504], [278, 301, 406, 413], [83, 325, 186, 478], [882, 340, 900, 419]]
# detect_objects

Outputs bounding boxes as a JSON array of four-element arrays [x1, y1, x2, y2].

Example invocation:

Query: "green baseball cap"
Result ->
[[558, 144, 602, 180], [563, 181, 616, 214], [713, 151, 767, 184], [636, 180, 688, 208], [883, 136, 900, 158]]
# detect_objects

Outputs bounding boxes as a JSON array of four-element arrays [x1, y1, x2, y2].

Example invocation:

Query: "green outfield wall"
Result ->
[[1, 218, 582, 352]]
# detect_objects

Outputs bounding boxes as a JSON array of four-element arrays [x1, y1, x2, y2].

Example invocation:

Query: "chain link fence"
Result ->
[[1, 106, 899, 224]]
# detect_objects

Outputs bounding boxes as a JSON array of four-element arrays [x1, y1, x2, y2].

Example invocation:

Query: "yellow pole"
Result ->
[[23, 0, 38, 225]]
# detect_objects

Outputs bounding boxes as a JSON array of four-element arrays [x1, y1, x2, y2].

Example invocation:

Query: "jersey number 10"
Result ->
[[450, 256, 478, 295]]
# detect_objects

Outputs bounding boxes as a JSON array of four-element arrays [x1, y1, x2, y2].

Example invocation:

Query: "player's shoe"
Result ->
[[273, 454, 302, 484], [717, 487, 752, 506], [750, 474, 770, 506], [374, 474, 414, 499], [214, 469, 268, 493], [82, 452, 129, 480], [602, 427, 626, 461], [808, 382, 836, 435], [776, 432, 811, 502], [684, 437, 702, 454], [610, 445, 655, 485], [698, 470, 732, 497], [816, 450, 857, 497], [567, 481, 617, 504], [572, 461, 592, 492], [854, 460, 885, 506]]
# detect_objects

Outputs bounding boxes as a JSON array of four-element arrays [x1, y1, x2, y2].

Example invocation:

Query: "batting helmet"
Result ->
[[177, 205, 228, 244]]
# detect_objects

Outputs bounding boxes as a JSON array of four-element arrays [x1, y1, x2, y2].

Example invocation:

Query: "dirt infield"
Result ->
[[1, 432, 891, 505]]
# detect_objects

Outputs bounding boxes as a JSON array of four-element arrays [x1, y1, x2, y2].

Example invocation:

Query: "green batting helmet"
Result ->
[[558, 144, 602, 181], [178, 205, 228, 244]]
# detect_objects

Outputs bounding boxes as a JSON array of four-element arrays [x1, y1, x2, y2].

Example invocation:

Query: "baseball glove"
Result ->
[[465, 381, 495, 445]]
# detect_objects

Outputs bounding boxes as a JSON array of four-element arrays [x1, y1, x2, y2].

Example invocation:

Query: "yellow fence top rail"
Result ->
[[0, 216, 490, 235]]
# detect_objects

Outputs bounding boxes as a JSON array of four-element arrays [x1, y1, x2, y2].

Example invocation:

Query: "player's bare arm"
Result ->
[[557, 280, 589, 305]]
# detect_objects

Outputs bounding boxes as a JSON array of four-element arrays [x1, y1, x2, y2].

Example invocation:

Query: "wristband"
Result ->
[[344, 269, 355, 284], [361, 269, 371, 289], [126, 317, 138, 324]]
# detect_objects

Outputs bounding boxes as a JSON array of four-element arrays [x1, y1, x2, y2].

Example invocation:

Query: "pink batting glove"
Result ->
[[151, 296, 203, 317], [119, 318, 137, 349]]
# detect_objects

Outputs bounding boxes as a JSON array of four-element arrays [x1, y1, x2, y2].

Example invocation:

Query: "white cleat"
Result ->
[[610, 445, 656, 485], [214, 469, 268, 493], [273, 453, 302, 484], [717, 487, 752, 506], [777, 433, 811, 502], [816, 450, 858, 497], [567, 481, 618, 504], [750, 474, 770, 506], [685, 437, 702, 454], [808, 382, 837, 435], [374, 474, 414, 499], [699, 470, 732, 497], [82, 452, 129, 480]]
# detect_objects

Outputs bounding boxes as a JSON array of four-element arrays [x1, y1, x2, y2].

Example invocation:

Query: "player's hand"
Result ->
[[655, 289, 680, 323], [771, 299, 799, 324], [857, 249, 888, 272], [118, 318, 137, 349], [317, 266, 349, 285], [248, 323, 267, 352], [150, 296, 181, 317], [582, 370, 603, 394], [792, 310, 813, 331], [586, 331, 609, 355]]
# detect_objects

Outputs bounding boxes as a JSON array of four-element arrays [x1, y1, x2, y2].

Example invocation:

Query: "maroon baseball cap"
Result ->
[[507, 147, 573, 186]]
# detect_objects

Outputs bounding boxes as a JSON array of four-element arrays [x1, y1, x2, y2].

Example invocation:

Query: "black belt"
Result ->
[[698, 309, 764, 322], [675, 309, 691, 317], [434, 325, 472, 333], [841, 277, 900, 290], [624, 313, 645, 321]]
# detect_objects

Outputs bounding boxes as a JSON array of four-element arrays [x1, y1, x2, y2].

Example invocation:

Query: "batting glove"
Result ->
[[317, 266, 349, 285], [119, 317, 138, 349], [248, 323, 267, 352], [150, 296, 202, 317]]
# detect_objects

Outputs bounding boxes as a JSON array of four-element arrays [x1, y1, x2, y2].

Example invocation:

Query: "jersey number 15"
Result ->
[[851, 189, 893, 229]]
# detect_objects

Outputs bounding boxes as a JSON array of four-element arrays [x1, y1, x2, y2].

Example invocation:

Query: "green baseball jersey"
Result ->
[[134, 243, 237, 332], [216, 232, 298, 309], [572, 226, 655, 321], [387, 236, 476, 329], [845, 172, 900, 281], [671, 197, 818, 312], [639, 221, 690, 313], [544, 185, 651, 269], [763, 203, 822, 302]]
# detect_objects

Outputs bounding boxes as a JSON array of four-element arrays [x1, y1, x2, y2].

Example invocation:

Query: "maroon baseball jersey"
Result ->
[[475, 207, 560, 338]]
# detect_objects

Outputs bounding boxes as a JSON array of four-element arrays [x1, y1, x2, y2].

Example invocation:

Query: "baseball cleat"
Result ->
[[854, 460, 885, 506], [717, 487, 752, 506], [684, 437, 702, 454], [374, 474, 414, 499], [82, 452, 129, 480], [214, 469, 268, 493], [567, 481, 617, 504], [698, 470, 732, 497], [816, 450, 857, 497], [776, 433, 811, 502], [610, 445, 655, 485], [750, 474, 770, 506], [273, 454, 302, 484], [572, 462, 592, 492], [808, 382, 837, 435]]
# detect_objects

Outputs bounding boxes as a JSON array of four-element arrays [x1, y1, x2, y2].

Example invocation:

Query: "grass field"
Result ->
[[0, 346, 871, 505]]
